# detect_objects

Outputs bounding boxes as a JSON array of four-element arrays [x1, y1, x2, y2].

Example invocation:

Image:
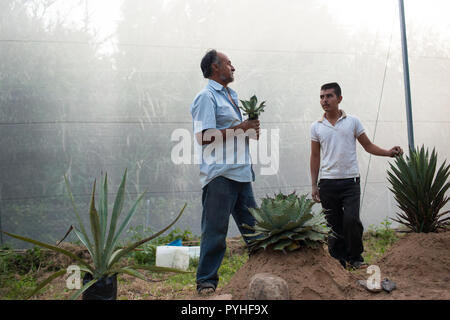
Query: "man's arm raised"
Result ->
[[357, 133, 403, 157]]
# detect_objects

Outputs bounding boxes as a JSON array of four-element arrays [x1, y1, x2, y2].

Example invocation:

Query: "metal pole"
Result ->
[[398, 0, 415, 152], [0, 184, 3, 246]]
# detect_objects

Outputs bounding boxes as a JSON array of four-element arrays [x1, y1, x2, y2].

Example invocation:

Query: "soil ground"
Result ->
[[223, 230, 450, 299], [3, 231, 449, 300]]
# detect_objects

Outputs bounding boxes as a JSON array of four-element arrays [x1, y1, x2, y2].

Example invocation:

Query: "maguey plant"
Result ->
[[239, 95, 267, 120], [387, 145, 450, 232], [1, 169, 188, 299], [242, 192, 330, 253]]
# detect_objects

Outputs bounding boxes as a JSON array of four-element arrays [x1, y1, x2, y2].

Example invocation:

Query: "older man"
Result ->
[[190, 49, 260, 294]]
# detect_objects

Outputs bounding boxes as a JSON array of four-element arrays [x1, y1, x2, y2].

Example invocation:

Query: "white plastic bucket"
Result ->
[[188, 246, 200, 259], [155, 246, 190, 271]]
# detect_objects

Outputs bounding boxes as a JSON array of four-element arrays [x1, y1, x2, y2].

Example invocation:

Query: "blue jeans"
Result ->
[[196, 176, 256, 289]]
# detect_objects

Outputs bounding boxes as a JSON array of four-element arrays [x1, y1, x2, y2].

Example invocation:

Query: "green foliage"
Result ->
[[162, 246, 247, 292], [217, 251, 248, 285], [374, 219, 398, 246], [363, 219, 399, 264], [239, 95, 267, 120], [162, 248, 246, 291], [0, 247, 45, 275], [0, 274, 37, 300], [243, 192, 330, 253], [387, 145, 450, 233], [0, 170, 188, 299], [0, 247, 52, 300]]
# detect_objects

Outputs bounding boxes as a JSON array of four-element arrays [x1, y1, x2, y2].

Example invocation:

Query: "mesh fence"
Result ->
[[1, 0, 449, 248]]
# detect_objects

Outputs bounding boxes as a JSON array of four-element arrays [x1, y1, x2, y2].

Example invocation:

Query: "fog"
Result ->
[[1, 0, 449, 247]]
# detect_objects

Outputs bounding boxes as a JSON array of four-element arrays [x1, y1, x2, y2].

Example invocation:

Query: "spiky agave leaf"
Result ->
[[107, 264, 192, 281], [103, 169, 128, 266], [387, 145, 450, 233], [107, 203, 187, 268], [25, 269, 67, 299], [0, 230, 93, 272], [69, 278, 98, 300], [89, 180, 103, 274], [64, 175, 94, 256], [243, 192, 330, 253], [103, 189, 146, 264], [98, 173, 108, 252], [0, 231, 95, 300], [2, 169, 188, 300]]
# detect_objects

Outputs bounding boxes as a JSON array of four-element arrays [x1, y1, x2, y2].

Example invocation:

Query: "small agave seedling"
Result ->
[[242, 192, 330, 253], [1, 169, 188, 299], [239, 95, 267, 120]]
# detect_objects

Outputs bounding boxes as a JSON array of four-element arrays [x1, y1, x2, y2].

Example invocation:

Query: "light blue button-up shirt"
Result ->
[[190, 79, 255, 188]]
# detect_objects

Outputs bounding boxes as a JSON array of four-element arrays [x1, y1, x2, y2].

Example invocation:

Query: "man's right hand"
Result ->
[[312, 185, 321, 203], [388, 146, 403, 157], [239, 119, 260, 140]]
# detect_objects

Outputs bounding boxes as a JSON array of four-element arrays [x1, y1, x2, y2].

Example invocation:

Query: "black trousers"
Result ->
[[318, 177, 364, 263]]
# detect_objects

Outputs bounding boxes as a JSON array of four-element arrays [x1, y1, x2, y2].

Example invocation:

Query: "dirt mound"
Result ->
[[223, 245, 363, 300], [222, 231, 450, 300], [372, 230, 450, 300]]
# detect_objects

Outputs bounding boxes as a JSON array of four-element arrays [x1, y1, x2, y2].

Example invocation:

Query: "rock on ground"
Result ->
[[247, 273, 290, 300]]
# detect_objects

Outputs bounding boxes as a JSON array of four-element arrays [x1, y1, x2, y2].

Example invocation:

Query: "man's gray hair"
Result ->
[[200, 49, 220, 78]]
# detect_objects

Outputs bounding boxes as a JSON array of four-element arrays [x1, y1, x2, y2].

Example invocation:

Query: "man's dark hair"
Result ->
[[200, 49, 220, 78], [321, 82, 342, 97]]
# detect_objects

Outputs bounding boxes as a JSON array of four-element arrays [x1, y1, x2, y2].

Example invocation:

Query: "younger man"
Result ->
[[310, 82, 402, 269]]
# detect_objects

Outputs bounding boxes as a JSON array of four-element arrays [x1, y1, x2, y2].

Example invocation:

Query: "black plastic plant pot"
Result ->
[[249, 114, 258, 120], [82, 273, 117, 300]]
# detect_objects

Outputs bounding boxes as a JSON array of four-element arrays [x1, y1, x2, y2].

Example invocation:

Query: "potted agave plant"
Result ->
[[0, 169, 189, 300], [239, 95, 267, 120], [242, 192, 330, 253]]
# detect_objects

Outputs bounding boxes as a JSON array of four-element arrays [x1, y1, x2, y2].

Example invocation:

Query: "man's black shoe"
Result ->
[[347, 260, 369, 270], [197, 282, 216, 295]]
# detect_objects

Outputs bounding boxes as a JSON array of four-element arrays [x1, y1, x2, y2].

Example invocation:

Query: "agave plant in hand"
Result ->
[[387, 145, 450, 233], [242, 192, 330, 253], [1, 169, 188, 300], [239, 95, 266, 120]]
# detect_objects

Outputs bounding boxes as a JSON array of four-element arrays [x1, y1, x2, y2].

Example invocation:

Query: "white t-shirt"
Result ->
[[310, 110, 365, 179]]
